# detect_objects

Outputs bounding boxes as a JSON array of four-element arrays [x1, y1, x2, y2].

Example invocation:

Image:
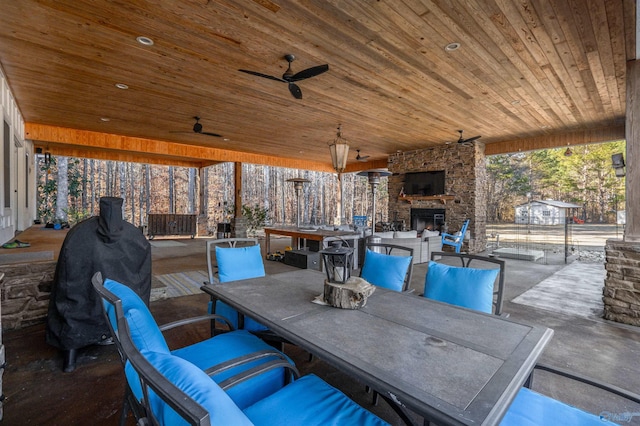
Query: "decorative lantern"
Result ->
[[320, 241, 354, 284]]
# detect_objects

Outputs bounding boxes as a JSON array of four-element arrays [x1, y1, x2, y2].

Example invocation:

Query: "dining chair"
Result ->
[[361, 242, 413, 405], [205, 241, 269, 334], [499, 363, 640, 425], [115, 307, 391, 426], [92, 272, 296, 423], [424, 251, 505, 315], [360, 242, 413, 292], [206, 238, 260, 284], [441, 219, 470, 253], [420, 255, 640, 426]]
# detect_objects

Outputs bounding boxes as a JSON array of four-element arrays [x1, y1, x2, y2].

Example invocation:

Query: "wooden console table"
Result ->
[[263, 226, 362, 269]]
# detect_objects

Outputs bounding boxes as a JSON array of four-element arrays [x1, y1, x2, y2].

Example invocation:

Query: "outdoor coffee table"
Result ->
[[201, 269, 553, 426]]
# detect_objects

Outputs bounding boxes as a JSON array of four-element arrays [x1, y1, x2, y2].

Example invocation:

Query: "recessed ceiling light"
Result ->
[[136, 36, 154, 46], [100, 117, 110, 122], [115, 83, 129, 90], [444, 42, 461, 52]]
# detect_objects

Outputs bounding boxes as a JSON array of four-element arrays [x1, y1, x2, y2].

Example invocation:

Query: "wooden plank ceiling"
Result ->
[[0, 0, 635, 170]]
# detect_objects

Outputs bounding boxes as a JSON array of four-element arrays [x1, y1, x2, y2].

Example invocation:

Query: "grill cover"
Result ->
[[46, 197, 152, 350]]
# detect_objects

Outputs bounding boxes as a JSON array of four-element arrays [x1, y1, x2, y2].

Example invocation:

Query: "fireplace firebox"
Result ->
[[411, 208, 445, 233]]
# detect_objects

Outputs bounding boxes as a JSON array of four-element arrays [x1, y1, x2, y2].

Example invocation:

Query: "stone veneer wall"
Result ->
[[388, 142, 488, 254], [0, 261, 56, 330], [603, 240, 640, 326]]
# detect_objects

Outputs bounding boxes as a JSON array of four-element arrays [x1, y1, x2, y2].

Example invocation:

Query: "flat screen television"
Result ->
[[403, 171, 445, 196]]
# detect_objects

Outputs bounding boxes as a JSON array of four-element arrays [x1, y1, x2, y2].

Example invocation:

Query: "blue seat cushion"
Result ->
[[423, 261, 499, 314], [243, 374, 390, 426], [501, 387, 613, 426], [171, 329, 289, 409], [215, 245, 265, 282], [143, 351, 253, 426], [123, 308, 289, 409], [361, 249, 412, 292]]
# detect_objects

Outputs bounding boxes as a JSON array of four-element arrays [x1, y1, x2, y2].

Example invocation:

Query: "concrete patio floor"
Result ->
[[2, 231, 640, 425]]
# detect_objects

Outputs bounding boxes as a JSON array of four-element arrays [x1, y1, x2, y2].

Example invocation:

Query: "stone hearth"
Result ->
[[387, 143, 488, 253]]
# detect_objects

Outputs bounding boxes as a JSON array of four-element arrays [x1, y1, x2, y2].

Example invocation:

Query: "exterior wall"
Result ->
[[603, 239, 640, 326], [0, 66, 30, 245], [388, 142, 487, 254]]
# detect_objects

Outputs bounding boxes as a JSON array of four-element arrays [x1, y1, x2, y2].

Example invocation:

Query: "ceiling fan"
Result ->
[[171, 117, 222, 138], [456, 130, 481, 145], [238, 54, 329, 99], [356, 149, 370, 162]]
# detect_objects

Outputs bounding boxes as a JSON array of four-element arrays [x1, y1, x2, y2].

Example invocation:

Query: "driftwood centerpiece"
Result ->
[[324, 276, 376, 309]]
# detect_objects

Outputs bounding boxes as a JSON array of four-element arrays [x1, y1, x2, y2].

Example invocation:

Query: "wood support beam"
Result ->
[[484, 126, 625, 156], [625, 60, 639, 241], [234, 162, 243, 218], [26, 123, 336, 172]]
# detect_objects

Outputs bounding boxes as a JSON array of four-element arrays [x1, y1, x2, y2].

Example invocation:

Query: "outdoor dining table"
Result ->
[[201, 269, 554, 426]]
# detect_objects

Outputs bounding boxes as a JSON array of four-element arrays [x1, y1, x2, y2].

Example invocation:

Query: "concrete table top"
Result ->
[[202, 269, 553, 425]]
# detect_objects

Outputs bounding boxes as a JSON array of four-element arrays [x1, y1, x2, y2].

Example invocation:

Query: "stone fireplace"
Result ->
[[411, 208, 445, 233], [386, 142, 488, 254]]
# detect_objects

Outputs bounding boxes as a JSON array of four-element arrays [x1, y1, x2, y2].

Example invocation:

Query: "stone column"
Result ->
[[603, 59, 640, 326]]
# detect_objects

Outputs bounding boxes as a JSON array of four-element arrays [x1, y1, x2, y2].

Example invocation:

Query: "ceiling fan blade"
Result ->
[[356, 149, 370, 161], [238, 69, 286, 83], [289, 64, 329, 81], [288, 83, 303, 99], [463, 135, 481, 143], [201, 131, 222, 137]]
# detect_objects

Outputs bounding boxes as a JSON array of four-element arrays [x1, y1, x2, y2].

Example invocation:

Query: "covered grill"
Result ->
[[45, 197, 151, 372]]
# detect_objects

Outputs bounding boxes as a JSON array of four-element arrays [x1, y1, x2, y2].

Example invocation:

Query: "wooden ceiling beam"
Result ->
[[484, 125, 625, 155], [25, 123, 338, 172]]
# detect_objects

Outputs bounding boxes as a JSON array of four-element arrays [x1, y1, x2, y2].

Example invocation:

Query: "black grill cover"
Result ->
[[45, 197, 151, 350]]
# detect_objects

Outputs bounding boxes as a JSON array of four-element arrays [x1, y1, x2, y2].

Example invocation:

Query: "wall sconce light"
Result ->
[[612, 153, 626, 178], [329, 125, 350, 173]]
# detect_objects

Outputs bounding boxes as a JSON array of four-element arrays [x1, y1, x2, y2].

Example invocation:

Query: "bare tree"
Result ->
[[55, 156, 68, 222]]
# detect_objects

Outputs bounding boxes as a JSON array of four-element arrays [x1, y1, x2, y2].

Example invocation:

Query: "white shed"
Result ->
[[514, 200, 581, 225]]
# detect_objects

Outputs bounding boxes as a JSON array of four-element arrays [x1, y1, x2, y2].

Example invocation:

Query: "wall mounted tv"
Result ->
[[403, 171, 445, 196]]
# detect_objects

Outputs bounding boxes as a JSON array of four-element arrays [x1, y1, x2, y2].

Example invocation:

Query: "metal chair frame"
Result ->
[[92, 272, 295, 424]]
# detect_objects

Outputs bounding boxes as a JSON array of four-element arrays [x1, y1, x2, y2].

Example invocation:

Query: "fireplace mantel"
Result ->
[[400, 195, 455, 204]]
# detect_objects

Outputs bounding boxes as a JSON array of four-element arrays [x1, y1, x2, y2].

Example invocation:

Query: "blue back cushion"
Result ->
[[216, 245, 265, 283], [104, 279, 170, 354], [143, 351, 253, 426], [423, 261, 498, 314], [361, 249, 412, 292]]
